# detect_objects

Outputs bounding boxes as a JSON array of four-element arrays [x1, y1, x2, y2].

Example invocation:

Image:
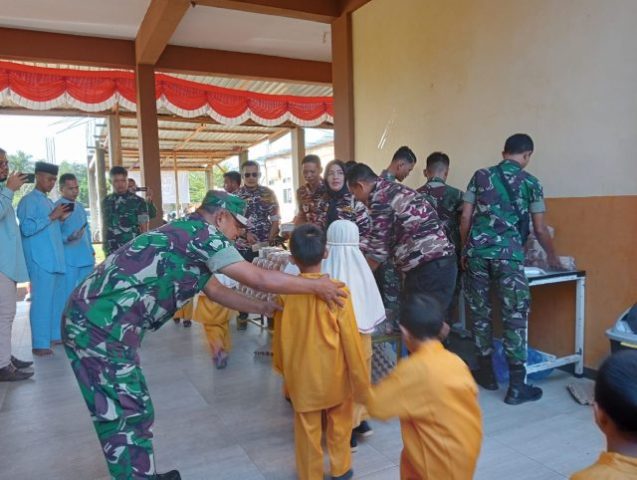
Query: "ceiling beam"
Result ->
[[119, 136, 258, 145], [155, 45, 331, 83], [121, 126, 277, 135], [0, 27, 331, 84], [338, 0, 373, 14], [136, 0, 191, 65], [192, 0, 339, 23]]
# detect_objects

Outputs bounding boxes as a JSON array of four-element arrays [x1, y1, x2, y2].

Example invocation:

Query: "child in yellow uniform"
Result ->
[[364, 293, 483, 480], [273, 224, 369, 480], [570, 350, 637, 479], [173, 299, 193, 327]]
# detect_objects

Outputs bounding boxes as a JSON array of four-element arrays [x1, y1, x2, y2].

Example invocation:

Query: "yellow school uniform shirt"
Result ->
[[365, 340, 483, 480], [571, 452, 637, 479], [272, 274, 369, 413]]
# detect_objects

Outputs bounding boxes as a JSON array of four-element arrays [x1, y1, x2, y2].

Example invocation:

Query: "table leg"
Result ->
[[574, 277, 586, 377]]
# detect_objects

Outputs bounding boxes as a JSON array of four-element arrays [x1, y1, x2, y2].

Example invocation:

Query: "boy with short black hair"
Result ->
[[273, 224, 369, 480], [364, 293, 483, 480], [571, 350, 637, 479]]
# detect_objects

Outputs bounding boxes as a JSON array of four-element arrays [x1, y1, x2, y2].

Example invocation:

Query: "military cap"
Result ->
[[201, 190, 248, 226]]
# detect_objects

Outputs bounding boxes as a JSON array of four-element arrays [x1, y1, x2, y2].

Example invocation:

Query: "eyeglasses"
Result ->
[[243, 172, 259, 178]]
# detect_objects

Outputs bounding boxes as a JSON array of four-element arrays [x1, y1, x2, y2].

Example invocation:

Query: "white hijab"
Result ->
[[321, 220, 386, 334]]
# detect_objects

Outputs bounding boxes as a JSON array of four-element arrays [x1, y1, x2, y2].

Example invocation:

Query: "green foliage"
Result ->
[[188, 171, 206, 204]]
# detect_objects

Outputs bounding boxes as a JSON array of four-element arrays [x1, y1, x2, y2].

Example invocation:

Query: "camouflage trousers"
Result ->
[[63, 313, 156, 480], [374, 260, 402, 328], [465, 258, 530, 365]]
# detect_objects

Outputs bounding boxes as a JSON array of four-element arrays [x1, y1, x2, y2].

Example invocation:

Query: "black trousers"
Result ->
[[403, 254, 458, 312]]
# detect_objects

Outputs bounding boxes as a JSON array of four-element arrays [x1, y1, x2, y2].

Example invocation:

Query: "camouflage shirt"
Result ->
[[322, 190, 370, 236], [363, 178, 455, 272], [102, 192, 151, 255], [65, 213, 244, 347], [464, 159, 545, 262], [417, 177, 464, 251], [296, 180, 327, 225], [235, 185, 280, 251]]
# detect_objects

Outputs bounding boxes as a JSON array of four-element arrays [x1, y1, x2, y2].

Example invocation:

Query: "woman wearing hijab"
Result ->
[[322, 219, 386, 451], [324, 160, 352, 226]]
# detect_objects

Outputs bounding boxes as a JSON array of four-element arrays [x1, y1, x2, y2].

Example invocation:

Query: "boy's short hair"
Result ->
[[109, 166, 128, 177], [289, 224, 326, 267], [595, 350, 637, 435], [400, 293, 444, 340]]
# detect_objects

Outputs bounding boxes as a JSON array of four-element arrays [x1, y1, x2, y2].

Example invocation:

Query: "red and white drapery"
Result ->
[[0, 61, 333, 127]]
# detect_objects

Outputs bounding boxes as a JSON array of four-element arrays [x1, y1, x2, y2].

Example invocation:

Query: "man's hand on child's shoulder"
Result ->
[[314, 275, 348, 310]]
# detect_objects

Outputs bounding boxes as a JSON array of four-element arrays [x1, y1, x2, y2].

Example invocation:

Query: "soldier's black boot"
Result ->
[[504, 364, 542, 405], [156, 470, 181, 480], [472, 355, 499, 390]]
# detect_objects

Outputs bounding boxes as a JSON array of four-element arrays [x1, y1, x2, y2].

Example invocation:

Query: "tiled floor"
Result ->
[[0, 302, 604, 480]]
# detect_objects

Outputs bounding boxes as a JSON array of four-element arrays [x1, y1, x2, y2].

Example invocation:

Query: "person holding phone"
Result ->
[[56, 173, 95, 302], [17, 161, 71, 356], [0, 148, 35, 381]]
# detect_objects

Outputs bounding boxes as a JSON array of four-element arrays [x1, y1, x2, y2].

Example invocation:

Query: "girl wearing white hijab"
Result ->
[[322, 219, 386, 448]]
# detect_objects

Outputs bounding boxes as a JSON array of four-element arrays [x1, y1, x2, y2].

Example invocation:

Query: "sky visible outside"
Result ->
[[0, 115, 90, 165]]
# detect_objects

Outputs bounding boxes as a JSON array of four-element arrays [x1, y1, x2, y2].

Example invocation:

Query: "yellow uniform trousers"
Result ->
[[174, 300, 194, 320], [294, 397, 353, 480], [352, 334, 372, 428], [193, 294, 232, 355]]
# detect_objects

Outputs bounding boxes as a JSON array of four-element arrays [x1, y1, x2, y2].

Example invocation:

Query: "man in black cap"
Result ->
[[16, 161, 71, 356]]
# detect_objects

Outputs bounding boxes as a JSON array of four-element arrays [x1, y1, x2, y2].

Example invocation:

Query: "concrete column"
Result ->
[[95, 145, 108, 243], [290, 127, 306, 192], [108, 114, 123, 167], [135, 63, 163, 227]]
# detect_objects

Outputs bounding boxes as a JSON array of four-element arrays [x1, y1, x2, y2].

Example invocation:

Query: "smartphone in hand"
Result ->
[[23, 173, 35, 183], [65, 202, 76, 212]]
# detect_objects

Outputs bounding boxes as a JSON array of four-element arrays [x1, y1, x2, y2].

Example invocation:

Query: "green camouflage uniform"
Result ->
[[63, 212, 244, 479], [418, 177, 464, 315], [463, 159, 545, 365], [102, 192, 151, 256]]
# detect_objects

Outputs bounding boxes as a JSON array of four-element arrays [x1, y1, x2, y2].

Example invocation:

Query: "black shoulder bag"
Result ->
[[496, 165, 530, 244]]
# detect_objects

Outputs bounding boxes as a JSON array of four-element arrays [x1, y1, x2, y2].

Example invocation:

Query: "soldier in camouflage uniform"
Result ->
[[128, 178, 158, 221], [294, 154, 327, 226], [374, 147, 418, 329], [63, 190, 346, 480], [102, 167, 153, 256], [347, 163, 457, 318], [235, 161, 281, 328], [460, 133, 560, 406], [418, 152, 465, 322]]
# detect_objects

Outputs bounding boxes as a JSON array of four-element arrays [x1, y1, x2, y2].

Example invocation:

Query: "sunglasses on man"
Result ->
[[243, 172, 259, 178]]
